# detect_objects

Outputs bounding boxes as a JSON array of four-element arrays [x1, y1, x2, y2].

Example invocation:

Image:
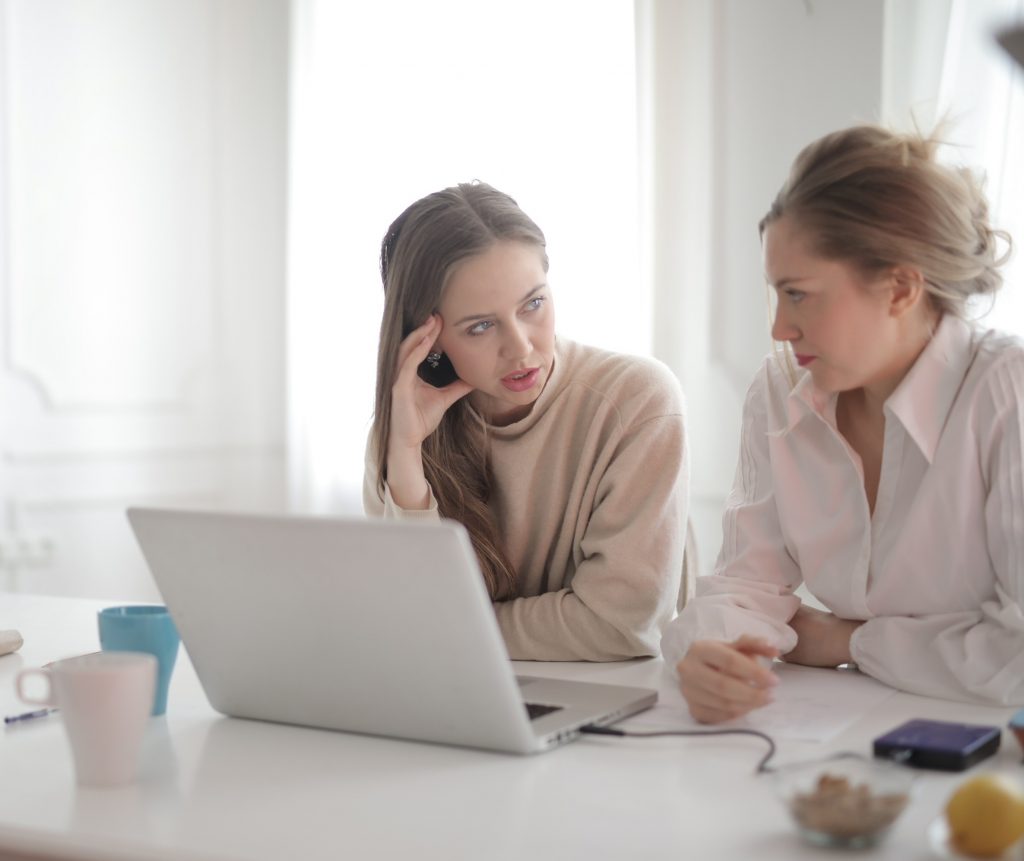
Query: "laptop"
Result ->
[[126, 507, 657, 754]]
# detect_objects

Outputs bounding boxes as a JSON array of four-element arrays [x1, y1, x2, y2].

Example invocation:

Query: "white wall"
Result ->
[[650, 0, 886, 575], [0, 0, 289, 600], [0, 0, 893, 597]]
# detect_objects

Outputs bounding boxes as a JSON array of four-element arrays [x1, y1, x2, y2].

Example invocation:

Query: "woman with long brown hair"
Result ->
[[364, 181, 688, 661], [663, 124, 1024, 720]]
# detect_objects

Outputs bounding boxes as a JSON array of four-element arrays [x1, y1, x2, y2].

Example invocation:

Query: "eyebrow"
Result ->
[[452, 284, 547, 326], [768, 276, 810, 291]]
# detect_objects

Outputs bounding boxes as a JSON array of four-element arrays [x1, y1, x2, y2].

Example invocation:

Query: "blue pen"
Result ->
[[4, 707, 58, 725]]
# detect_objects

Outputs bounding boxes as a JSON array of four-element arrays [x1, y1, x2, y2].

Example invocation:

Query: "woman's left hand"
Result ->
[[782, 603, 864, 668]]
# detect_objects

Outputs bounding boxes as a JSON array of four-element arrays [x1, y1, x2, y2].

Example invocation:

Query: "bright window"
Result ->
[[287, 0, 643, 513]]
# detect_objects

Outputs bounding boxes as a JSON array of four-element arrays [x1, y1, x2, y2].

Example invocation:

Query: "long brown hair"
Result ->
[[373, 182, 548, 601]]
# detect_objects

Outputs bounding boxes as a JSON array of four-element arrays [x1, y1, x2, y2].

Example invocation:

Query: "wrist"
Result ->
[[844, 620, 866, 665], [834, 619, 863, 666], [385, 444, 431, 511], [385, 440, 421, 466]]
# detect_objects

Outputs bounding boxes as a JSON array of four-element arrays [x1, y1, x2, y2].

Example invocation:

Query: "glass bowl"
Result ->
[[773, 756, 915, 849]]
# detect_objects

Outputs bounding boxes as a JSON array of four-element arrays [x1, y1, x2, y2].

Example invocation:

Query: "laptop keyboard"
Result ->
[[525, 702, 564, 721]]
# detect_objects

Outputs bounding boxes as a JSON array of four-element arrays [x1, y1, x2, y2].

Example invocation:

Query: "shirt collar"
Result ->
[[783, 364, 836, 432], [884, 314, 975, 463], [779, 315, 975, 458]]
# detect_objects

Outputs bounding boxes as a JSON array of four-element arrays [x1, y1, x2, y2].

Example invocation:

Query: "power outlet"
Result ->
[[0, 535, 55, 569]]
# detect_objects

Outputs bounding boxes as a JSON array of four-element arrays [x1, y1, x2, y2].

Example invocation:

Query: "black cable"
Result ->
[[579, 724, 778, 774]]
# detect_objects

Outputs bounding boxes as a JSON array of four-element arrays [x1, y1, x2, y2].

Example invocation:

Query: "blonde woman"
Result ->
[[662, 125, 1024, 721], [364, 182, 688, 661]]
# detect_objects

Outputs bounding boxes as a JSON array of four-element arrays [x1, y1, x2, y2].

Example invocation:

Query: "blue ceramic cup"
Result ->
[[98, 605, 180, 716]]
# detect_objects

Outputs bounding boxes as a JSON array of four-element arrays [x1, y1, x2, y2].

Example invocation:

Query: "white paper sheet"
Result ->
[[620, 662, 897, 742]]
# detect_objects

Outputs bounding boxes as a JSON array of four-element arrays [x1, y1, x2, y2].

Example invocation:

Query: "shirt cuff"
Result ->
[[849, 619, 870, 666]]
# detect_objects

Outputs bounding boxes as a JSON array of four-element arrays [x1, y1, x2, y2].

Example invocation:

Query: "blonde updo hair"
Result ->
[[760, 125, 1012, 318]]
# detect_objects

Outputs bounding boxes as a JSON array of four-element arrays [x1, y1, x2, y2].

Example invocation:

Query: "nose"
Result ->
[[501, 320, 532, 360], [771, 301, 799, 343]]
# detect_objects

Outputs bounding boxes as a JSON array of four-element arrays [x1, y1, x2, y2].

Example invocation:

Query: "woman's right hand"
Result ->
[[676, 636, 780, 724], [385, 315, 473, 510], [389, 315, 473, 450]]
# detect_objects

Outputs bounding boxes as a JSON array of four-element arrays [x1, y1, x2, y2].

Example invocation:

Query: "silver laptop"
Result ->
[[126, 507, 656, 754]]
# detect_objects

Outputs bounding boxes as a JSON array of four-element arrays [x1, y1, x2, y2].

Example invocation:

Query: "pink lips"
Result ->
[[795, 354, 815, 367], [501, 367, 541, 392]]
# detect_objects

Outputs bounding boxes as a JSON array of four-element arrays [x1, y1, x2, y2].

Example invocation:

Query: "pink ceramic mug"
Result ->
[[17, 651, 156, 787]]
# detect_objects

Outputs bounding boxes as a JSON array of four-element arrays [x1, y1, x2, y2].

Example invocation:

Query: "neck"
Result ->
[[482, 401, 534, 427], [849, 312, 941, 417]]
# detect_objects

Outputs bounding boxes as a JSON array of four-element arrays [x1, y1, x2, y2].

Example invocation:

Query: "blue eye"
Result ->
[[784, 289, 805, 304], [525, 296, 545, 312], [468, 320, 493, 336]]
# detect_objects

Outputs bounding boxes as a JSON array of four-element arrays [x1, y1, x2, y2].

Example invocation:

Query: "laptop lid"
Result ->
[[126, 508, 655, 754]]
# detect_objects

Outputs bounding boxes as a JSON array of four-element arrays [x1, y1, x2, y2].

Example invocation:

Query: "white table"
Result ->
[[1, 592, 1020, 861]]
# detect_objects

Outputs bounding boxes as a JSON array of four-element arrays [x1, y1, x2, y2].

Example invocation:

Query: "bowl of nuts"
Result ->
[[774, 756, 914, 849]]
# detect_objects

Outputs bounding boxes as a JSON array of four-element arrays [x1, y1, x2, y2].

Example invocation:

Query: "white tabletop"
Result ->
[[1, 592, 1021, 861]]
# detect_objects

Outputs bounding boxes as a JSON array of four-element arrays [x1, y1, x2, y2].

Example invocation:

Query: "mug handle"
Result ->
[[16, 668, 55, 708]]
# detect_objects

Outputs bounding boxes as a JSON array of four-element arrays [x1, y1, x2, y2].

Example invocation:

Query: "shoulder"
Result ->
[[557, 338, 685, 421], [970, 325, 1024, 372], [964, 324, 1024, 413], [741, 350, 802, 426]]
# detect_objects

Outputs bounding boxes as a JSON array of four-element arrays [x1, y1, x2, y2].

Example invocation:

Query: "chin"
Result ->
[[808, 372, 842, 394]]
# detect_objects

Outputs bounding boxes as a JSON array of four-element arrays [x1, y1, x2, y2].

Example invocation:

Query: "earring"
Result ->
[[426, 352, 442, 369]]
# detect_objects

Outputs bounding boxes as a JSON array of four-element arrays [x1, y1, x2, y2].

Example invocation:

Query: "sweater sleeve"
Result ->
[[850, 356, 1024, 705], [493, 384, 688, 661], [661, 365, 802, 667], [362, 430, 441, 521]]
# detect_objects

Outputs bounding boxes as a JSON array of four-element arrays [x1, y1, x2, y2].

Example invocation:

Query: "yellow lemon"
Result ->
[[945, 773, 1024, 858]]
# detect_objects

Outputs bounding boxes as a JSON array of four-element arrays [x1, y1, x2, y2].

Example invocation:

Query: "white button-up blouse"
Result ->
[[662, 314, 1024, 705]]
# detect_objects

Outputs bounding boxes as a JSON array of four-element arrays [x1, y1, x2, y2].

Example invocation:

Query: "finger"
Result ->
[[732, 635, 781, 658], [437, 379, 474, 409], [395, 315, 441, 370], [679, 664, 767, 722], [395, 324, 442, 387], [684, 691, 760, 725], [686, 657, 776, 710], [697, 641, 778, 689], [677, 651, 774, 720], [688, 704, 747, 725], [731, 637, 782, 686], [396, 319, 440, 372], [684, 647, 778, 704]]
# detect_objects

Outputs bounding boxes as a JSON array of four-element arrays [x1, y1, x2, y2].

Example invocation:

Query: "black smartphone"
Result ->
[[873, 718, 1002, 771], [417, 352, 460, 388]]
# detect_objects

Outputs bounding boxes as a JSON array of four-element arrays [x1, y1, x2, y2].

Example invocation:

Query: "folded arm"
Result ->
[[852, 357, 1024, 705], [662, 370, 802, 667], [495, 412, 688, 661]]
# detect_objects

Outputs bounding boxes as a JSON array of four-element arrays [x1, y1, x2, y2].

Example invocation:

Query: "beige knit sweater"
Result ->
[[364, 337, 689, 661]]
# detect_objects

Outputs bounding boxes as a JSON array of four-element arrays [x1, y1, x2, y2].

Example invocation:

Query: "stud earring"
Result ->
[[426, 352, 442, 369]]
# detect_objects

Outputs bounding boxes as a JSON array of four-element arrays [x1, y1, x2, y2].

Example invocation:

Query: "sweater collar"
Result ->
[[483, 336, 568, 438]]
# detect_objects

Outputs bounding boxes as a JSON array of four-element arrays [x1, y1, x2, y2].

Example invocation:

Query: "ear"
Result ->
[[886, 266, 927, 319]]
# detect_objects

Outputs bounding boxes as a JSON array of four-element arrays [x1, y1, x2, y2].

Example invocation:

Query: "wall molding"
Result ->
[[2, 443, 285, 464]]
